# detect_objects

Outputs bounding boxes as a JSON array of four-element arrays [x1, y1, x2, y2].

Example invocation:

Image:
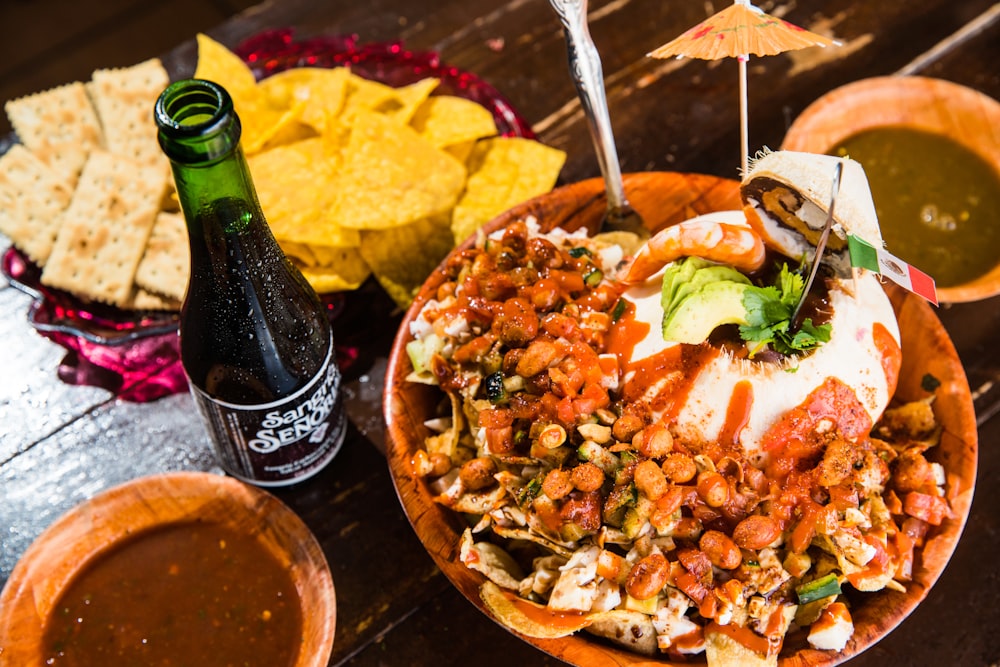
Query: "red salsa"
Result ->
[[43, 521, 303, 667]]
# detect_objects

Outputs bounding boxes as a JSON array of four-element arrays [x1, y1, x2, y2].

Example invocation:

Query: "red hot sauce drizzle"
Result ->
[[719, 380, 754, 453], [873, 322, 902, 397]]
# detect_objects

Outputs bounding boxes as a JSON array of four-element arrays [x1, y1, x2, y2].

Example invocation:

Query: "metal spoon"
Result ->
[[549, 0, 647, 238]]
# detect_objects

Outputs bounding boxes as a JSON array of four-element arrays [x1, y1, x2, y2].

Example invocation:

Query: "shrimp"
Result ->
[[621, 218, 766, 284]]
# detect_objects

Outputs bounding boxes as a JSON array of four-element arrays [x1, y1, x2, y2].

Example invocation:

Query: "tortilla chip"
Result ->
[[584, 610, 658, 656], [340, 74, 400, 119], [479, 581, 592, 639], [333, 112, 466, 230], [358, 213, 454, 307], [284, 243, 371, 293], [451, 137, 565, 243], [704, 627, 777, 667], [258, 66, 350, 134], [248, 138, 359, 248], [411, 95, 498, 148], [384, 77, 440, 124], [193, 33, 257, 100]]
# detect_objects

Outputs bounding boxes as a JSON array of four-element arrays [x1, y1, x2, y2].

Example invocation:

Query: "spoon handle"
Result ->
[[549, 0, 629, 212]]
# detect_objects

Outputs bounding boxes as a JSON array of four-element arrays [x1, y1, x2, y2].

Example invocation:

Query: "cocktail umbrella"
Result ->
[[649, 0, 838, 175]]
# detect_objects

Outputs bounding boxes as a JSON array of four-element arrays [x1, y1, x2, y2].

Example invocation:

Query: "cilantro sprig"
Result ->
[[739, 263, 831, 357]]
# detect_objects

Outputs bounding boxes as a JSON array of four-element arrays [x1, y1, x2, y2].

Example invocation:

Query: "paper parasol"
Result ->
[[649, 0, 838, 174]]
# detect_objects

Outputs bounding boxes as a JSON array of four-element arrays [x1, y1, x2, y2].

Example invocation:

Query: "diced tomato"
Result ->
[[901, 516, 930, 546], [485, 426, 514, 453], [890, 530, 915, 582], [556, 396, 576, 425], [902, 491, 949, 526], [478, 407, 514, 428]]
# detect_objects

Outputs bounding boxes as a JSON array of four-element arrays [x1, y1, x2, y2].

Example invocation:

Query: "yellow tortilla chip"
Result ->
[[411, 95, 498, 148], [451, 137, 566, 243], [193, 34, 298, 153], [248, 138, 360, 248], [193, 33, 257, 100], [340, 74, 400, 119], [479, 581, 591, 639], [333, 112, 466, 230], [704, 627, 777, 667], [358, 213, 454, 307], [258, 67, 350, 134], [383, 78, 440, 124], [280, 242, 371, 293]]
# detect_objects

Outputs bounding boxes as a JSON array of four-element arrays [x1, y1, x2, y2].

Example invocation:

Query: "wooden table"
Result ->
[[2, 0, 998, 665]]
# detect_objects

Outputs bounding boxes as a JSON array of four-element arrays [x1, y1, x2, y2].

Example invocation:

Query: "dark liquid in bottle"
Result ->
[[181, 197, 328, 402], [181, 197, 345, 486]]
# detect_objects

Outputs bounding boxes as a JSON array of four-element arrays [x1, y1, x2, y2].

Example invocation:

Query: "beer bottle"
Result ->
[[155, 78, 345, 486]]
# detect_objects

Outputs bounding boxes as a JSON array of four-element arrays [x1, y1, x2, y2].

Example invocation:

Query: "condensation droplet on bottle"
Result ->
[[248, 332, 254, 340]]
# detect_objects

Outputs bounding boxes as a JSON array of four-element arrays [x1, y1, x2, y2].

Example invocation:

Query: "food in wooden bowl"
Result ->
[[384, 163, 976, 666], [0, 471, 335, 667], [781, 75, 1000, 303]]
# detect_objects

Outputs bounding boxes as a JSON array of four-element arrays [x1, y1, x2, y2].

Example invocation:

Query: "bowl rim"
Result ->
[[383, 171, 979, 667], [0, 470, 336, 666], [781, 74, 1000, 304]]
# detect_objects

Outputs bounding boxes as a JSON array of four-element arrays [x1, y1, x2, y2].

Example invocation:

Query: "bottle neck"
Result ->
[[156, 79, 264, 234]]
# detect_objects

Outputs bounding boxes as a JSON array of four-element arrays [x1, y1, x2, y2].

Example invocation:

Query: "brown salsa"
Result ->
[[43, 521, 303, 667]]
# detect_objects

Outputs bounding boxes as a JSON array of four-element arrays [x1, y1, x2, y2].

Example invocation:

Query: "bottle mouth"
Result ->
[[156, 79, 233, 133], [156, 79, 242, 163]]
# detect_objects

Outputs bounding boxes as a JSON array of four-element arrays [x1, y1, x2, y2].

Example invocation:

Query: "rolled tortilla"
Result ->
[[741, 150, 882, 276]]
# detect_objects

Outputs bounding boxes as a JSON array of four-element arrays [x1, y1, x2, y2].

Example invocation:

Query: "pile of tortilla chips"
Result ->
[[0, 34, 566, 312], [193, 34, 567, 307]]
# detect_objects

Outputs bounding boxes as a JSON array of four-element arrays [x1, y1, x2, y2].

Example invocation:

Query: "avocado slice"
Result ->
[[661, 280, 751, 344], [664, 264, 752, 317], [661, 257, 713, 315]]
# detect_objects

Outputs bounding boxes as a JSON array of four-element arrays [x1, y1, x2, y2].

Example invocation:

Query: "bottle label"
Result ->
[[189, 338, 346, 486]]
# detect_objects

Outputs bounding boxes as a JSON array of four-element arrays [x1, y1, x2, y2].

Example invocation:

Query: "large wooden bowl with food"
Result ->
[[383, 169, 977, 666], [0, 472, 336, 667]]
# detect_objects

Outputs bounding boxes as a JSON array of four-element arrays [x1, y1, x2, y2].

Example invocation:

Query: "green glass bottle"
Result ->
[[155, 78, 345, 486]]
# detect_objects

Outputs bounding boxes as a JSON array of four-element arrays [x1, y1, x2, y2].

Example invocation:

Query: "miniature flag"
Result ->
[[847, 233, 938, 305]]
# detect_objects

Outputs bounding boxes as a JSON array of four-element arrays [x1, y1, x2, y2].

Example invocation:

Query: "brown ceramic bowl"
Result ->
[[384, 172, 978, 666], [781, 75, 1000, 303], [0, 471, 336, 666]]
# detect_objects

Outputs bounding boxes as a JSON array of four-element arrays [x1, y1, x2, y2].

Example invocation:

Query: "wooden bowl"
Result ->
[[0, 471, 336, 666], [383, 172, 978, 666], [781, 75, 1000, 303]]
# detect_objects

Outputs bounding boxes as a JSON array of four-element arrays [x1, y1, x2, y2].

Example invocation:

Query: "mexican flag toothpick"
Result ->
[[848, 233, 938, 305]]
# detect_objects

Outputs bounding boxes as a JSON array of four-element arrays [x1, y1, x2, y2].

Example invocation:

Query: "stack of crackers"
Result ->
[[0, 58, 187, 311]]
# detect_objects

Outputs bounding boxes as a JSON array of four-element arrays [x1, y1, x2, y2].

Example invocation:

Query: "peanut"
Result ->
[[699, 530, 742, 570], [732, 515, 782, 550], [660, 453, 697, 483], [625, 552, 670, 600]]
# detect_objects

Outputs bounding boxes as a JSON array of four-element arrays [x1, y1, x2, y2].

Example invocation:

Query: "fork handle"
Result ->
[[549, 0, 629, 212]]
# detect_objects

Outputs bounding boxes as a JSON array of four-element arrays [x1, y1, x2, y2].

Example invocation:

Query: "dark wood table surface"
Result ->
[[2, 0, 998, 665]]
